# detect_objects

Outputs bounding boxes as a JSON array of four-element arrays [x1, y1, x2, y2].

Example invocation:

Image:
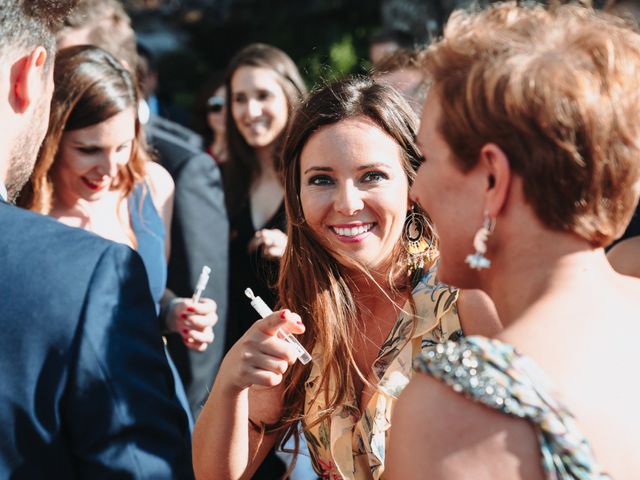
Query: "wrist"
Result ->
[[161, 297, 181, 333], [218, 356, 251, 395]]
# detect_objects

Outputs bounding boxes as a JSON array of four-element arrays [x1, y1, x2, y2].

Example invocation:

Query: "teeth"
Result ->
[[332, 224, 373, 237], [247, 119, 268, 129]]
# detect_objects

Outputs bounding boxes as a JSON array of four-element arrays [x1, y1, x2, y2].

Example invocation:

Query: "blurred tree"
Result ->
[[129, 0, 382, 119]]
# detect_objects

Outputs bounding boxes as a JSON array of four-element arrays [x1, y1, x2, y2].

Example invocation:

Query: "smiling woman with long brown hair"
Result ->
[[194, 76, 502, 480]]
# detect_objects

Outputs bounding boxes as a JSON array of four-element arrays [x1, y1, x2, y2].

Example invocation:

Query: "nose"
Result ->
[[247, 98, 262, 118], [334, 181, 364, 216], [97, 151, 122, 178]]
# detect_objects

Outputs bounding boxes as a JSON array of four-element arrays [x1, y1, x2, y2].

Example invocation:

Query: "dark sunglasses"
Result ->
[[206, 96, 224, 113]]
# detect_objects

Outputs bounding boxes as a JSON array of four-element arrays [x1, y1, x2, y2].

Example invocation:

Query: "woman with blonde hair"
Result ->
[[388, 4, 640, 479], [194, 76, 501, 479]]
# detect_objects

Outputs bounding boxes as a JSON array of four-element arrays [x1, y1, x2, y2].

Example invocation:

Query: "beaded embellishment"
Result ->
[[414, 337, 610, 479]]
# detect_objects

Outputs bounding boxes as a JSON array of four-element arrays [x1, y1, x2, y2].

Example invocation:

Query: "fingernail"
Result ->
[[279, 309, 287, 320], [295, 319, 304, 326], [180, 313, 187, 319], [182, 328, 189, 335], [187, 307, 195, 312]]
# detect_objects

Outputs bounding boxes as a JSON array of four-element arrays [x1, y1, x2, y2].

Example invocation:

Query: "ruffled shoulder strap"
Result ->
[[414, 336, 609, 480]]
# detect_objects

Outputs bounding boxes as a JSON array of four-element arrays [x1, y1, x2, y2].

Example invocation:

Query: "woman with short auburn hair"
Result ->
[[388, 4, 640, 479]]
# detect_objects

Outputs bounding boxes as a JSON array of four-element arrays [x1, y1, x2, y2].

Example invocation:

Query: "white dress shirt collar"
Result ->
[[0, 180, 7, 202]]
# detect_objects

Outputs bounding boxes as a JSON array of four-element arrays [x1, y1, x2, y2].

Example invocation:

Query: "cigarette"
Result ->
[[244, 288, 312, 365], [192, 266, 211, 304]]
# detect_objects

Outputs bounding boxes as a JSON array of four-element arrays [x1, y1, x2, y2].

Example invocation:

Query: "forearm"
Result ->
[[192, 365, 256, 480], [193, 311, 298, 479]]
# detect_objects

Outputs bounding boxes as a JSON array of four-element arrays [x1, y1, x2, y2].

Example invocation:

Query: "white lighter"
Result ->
[[244, 288, 312, 365], [192, 266, 211, 304]]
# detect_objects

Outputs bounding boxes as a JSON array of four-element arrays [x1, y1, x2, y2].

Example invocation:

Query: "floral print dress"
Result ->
[[302, 266, 462, 480], [414, 336, 611, 479]]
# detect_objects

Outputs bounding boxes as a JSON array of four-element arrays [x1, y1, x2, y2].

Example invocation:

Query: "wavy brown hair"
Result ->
[[421, 2, 640, 247], [270, 76, 427, 468], [222, 43, 307, 218], [19, 45, 148, 219]]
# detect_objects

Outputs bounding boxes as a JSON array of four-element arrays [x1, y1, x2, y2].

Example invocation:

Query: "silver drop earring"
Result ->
[[465, 211, 495, 270]]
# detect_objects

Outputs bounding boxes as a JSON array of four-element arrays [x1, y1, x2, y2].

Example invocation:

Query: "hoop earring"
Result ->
[[465, 211, 496, 270], [403, 206, 436, 275]]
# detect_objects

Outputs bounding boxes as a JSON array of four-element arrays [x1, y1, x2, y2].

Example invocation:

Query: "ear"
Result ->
[[10, 47, 49, 114], [478, 143, 511, 218]]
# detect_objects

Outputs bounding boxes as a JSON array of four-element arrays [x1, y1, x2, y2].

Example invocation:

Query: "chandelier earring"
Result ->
[[403, 205, 436, 275], [465, 210, 496, 270]]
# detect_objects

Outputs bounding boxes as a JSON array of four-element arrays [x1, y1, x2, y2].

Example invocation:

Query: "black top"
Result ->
[[225, 199, 286, 352]]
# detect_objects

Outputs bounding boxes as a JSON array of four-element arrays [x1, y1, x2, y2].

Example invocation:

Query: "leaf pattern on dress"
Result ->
[[302, 265, 461, 479], [373, 315, 413, 380]]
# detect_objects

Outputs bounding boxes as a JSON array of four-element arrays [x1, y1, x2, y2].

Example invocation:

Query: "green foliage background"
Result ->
[[132, 0, 382, 113]]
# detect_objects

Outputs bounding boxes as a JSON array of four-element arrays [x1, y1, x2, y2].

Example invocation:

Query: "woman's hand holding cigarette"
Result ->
[[167, 297, 218, 351], [220, 309, 305, 393]]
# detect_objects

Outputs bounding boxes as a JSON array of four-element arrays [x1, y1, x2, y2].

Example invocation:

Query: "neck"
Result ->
[[0, 162, 7, 190], [348, 266, 407, 307], [52, 188, 120, 219], [482, 230, 610, 328], [255, 146, 275, 172], [0, 139, 10, 189]]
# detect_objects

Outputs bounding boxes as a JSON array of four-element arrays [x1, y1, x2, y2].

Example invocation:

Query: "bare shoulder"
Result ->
[[456, 289, 503, 336], [387, 371, 544, 480], [145, 161, 175, 204], [608, 236, 640, 279]]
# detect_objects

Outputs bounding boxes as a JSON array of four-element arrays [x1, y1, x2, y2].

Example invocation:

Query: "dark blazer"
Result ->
[[0, 201, 194, 479], [146, 117, 229, 418]]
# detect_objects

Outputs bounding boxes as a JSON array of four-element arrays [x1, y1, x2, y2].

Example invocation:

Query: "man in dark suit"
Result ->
[[57, 0, 230, 419], [0, 2, 193, 478]]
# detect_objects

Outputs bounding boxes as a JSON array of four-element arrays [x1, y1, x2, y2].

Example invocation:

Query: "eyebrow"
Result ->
[[69, 141, 101, 148], [69, 139, 133, 148], [303, 166, 332, 175], [303, 162, 392, 175]]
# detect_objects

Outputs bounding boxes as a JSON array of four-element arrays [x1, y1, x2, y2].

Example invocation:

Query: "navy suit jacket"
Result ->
[[0, 201, 194, 479], [146, 117, 229, 418]]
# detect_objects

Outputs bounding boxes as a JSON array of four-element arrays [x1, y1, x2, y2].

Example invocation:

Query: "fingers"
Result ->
[[247, 229, 287, 259], [168, 297, 218, 351], [183, 307, 218, 331], [224, 310, 306, 390], [261, 244, 286, 260], [258, 309, 304, 337], [247, 234, 262, 253], [182, 325, 214, 344], [186, 297, 217, 316], [236, 336, 295, 387], [183, 336, 210, 352], [173, 298, 217, 330]]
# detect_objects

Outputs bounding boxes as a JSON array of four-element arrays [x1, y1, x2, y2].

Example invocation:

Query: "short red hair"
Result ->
[[422, 3, 640, 246]]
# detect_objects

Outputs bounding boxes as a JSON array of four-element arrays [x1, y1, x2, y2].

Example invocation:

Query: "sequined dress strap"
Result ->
[[413, 336, 610, 480]]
